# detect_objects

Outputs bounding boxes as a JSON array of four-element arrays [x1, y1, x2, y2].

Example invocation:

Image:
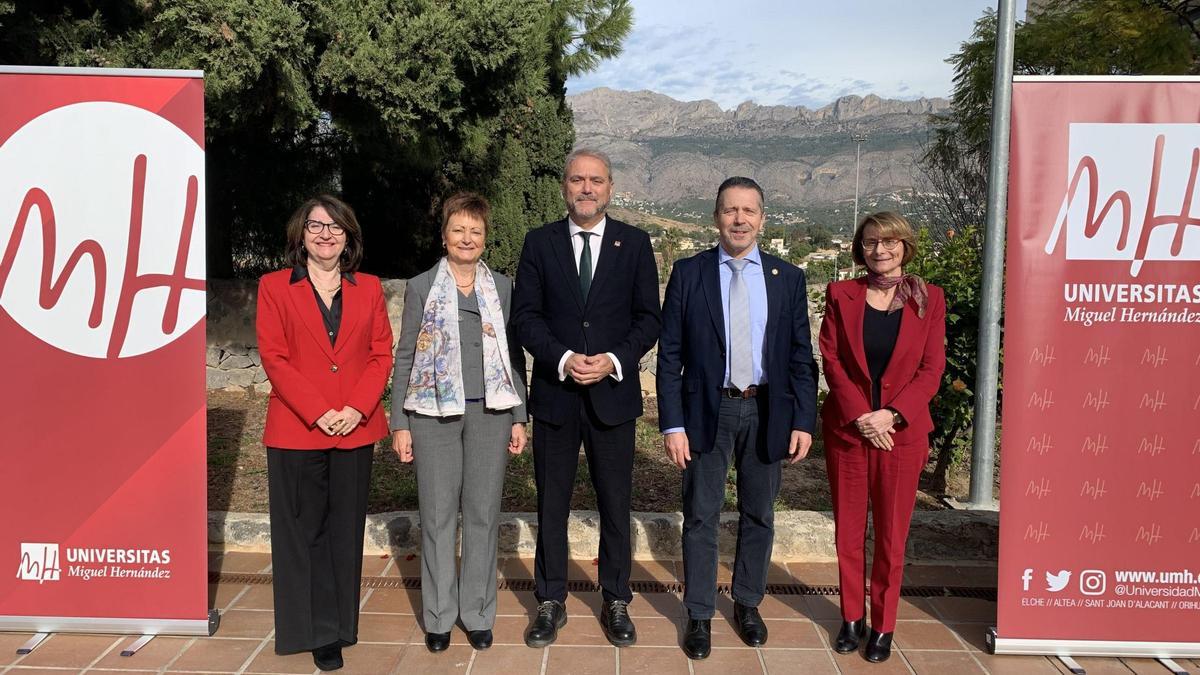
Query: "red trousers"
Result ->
[[825, 437, 928, 632]]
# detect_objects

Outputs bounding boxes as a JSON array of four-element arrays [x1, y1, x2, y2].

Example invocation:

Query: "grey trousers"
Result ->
[[411, 402, 513, 633]]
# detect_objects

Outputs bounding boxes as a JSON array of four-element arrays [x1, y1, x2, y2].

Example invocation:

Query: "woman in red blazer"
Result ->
[[819, 212, 945, 663], [255, 195, 394, 672]]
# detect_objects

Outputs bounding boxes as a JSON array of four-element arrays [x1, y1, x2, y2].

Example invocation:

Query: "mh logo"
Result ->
[[16, 543, 60, 583], [1137, 435, 1166, 457], [1080, 433, 1109, 456], [1082, 389, 1111, 412], [1083, 345, 1112, 367], [1044, 124, 1200, 277], [1029, 345, 1057, 366], [1026, 433, 1053, 455], [1079, 522, 1107, 544], [1027, 389, 1055, 411], [1140, 346, 1167, 368], [1024, 521, 1051, 543], [0, 102, 205, 358], [1080, 478, 1108, 499], [1138, 390, 1167, 412], [1025, 478, 1052, 499]]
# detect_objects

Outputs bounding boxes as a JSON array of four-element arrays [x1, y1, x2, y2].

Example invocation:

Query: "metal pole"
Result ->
[[851, 133, 868, 278], [966, 0, 1016, 508]]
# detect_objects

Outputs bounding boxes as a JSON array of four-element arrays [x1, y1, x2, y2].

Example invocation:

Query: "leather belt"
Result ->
[[721, 386, 758, 399]]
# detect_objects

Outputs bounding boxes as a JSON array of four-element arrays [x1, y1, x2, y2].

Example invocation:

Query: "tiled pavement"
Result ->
[[1, 552, 1195, 674]]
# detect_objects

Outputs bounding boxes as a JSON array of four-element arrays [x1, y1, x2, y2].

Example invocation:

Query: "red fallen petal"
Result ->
[[592, 558, 599, 566], [406, 554, 416, 561]]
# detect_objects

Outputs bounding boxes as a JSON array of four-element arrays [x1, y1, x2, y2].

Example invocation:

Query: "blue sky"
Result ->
[[566, 1, 1028, 109]]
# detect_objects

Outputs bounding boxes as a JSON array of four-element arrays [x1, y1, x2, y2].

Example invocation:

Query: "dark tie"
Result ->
[[579, 231, 594, 299], [727, 258, 752, 390]]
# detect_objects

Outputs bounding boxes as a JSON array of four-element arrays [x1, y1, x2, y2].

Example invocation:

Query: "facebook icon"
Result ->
[[1021, 568, 1034, 592]]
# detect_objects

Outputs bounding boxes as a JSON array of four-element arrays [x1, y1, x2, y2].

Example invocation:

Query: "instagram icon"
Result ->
[[1079, 570, 1107, 596]]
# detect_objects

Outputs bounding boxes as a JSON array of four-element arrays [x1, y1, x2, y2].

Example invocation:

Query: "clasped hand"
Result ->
[[566, 353, 614, 386], [855, 409, 895, 451], [318, 407, 363, 436]]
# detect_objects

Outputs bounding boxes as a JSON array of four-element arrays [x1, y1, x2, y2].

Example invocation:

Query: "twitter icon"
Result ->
[[1046, 570, 1071, 592]]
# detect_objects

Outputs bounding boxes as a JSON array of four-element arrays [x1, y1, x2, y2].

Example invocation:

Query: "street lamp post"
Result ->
[[851, 133, 868, 278]]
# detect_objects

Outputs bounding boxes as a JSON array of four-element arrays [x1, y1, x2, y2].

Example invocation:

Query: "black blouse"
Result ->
[[291, 265, 357, 346], [863, 303, 902, 409]]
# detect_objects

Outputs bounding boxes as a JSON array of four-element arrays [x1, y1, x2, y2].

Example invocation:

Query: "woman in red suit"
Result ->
[[819, 212, 945, 663], [255, 195, 394, 672]]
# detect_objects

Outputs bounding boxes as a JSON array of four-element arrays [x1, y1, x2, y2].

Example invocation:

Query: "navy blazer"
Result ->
[[657, 246, 819, 462], [512, 217, 661, 426]]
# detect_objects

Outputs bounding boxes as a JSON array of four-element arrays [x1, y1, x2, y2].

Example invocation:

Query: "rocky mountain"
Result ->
[[567, 87, 949, 214]]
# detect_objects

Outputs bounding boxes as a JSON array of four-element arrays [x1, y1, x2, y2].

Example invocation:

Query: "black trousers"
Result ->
[[267, 445, 373, 654], [681, 396, 781, 619], [533, 398, 635, 604]]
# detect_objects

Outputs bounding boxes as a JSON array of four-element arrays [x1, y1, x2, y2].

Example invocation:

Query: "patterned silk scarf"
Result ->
[[866, 271, 929, 318], [402, 258, 522, 416]]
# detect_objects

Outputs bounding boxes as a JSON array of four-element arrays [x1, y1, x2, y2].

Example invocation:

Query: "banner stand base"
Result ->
[[1058, 655, 1084, 674], [120, 634, 155, 657], [1, 610, 219, 638], [988, 627, 1200, 658], [1158, 658, 1187, 675]]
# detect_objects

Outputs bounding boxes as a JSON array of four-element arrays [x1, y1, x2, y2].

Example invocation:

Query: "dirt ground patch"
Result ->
[[208, 390, 972, 513]]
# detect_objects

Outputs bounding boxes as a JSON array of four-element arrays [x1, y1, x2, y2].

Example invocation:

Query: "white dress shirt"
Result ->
[[558, 216, 623, 382]]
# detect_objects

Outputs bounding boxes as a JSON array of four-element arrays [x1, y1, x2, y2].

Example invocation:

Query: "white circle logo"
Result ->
[[0, 102, 205, 358]]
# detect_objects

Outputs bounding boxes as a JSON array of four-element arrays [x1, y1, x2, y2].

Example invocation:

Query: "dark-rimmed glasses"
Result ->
[[305, 219, 345, 236]]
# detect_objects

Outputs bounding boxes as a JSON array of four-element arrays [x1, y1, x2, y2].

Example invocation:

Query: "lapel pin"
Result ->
[[613, 240, 621, 247], [771, 268, 779, 275]]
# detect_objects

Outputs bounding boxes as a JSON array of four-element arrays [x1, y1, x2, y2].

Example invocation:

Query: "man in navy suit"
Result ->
[[512, 149, 661, 648], [657, 177, 818, 660]]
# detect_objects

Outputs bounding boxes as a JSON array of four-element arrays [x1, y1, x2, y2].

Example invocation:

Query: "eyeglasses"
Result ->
[[862, 238, 902, 251], [305, 219, 345, 236]]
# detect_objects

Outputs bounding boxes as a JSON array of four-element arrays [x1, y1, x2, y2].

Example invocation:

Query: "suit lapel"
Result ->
[[698, 248, 726, 350], [761, 254, 784, 350], [583, 220, 623, 308], [333, 279, 363, 355], [882, 293, 923, 380], [843, 278, 870, 379], [288, 278, 336, 360], [549, 220, 585, 311]]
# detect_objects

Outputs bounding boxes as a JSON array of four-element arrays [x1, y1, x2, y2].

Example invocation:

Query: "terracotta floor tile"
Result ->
[[903, 564, 961, 586], [384, 554, 422, 580], [545, 645, 615, 674], [553, 610, 610, 646], [830, 648, 913, 674], [490, 615, 535, 646], [972, 653, 1063, 674], [708, 616, 753, 649], [567, 558, 601, 583], [1123, 657, 1183, 674], [895, 597, 939, 621], [468, 644, 545, 674], [892, 620, 966, 650], [630, 592, 682, 619], [360, 587, 420, 614], [230, 583, 276, 610], [760, 648, 839, 674], [945, 622, 990, 653], [243, 641, 321, 674], [627, 617, 681, 648], [787, 562, 840, 586], [334, 642, 405, 675], [691, 646, 765, 674], [902, 649, 987, 674], [11, 669, 122, 675], [926, 597, 996, 624], [357, 612, 417, 643], [762, 620, 824, 649], [15, 633, 120, 669], [499, 557, 535, 580], [361, 554, 392, 577], [630, 559, 678, 582], [756, 593, 808, 619], [495, 589, 538, 616], [213, 608, 275, 639], [618, 645, 690, 674], [564, 591, 603, 618], [393, 643, 474, 672], [765, 562, 795, 584], [800, 595, 844, 621], [214, 551, 273, 573], [210, 582, 250, 610], [90, 636, 193, 670], [165, 637, 260, 672], [0, 633, 37, 666], [1065, 656, 1155, 674]]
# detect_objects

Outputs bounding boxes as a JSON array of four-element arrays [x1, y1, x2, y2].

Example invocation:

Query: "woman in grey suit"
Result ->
[[390, 192, 528, 653]]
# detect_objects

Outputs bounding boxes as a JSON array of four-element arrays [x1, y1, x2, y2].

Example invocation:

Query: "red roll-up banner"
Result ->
[[0, 67, 212, 634], [994, 77, 1200, 657]]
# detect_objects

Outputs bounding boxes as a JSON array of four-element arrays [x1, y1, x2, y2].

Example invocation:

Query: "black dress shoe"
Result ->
[[312, 643, 343, 671], [600, 599, 637, 647], [525, 600, 567, 647], [733, 602, 768, 647], [682, 618, 711, 660], [425, 631, 451, 653], [864, 629, 893, 663], [466, 629, 493, 650], [834, 618, 867, 653]]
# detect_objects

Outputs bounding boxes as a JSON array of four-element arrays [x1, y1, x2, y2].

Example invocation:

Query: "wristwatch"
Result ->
[[887, 408, 903, 426]]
